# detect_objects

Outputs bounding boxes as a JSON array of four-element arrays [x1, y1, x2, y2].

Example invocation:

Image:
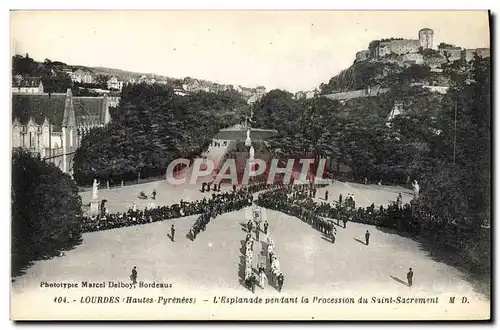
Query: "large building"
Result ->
[[12, 77, 44, 94], [107, 76, 124, 91], [11, 89, 111, 176], [354, 27, 489, 69], [376, 28, 434, 58], [71, 68, 94, 84], [356, 28, 434, 62]]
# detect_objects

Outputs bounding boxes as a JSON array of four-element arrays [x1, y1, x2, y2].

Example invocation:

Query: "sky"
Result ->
[[10, 11, 490, 93]]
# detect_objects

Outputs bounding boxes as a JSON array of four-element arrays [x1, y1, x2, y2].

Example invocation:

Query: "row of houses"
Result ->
[[12, 76, 122, 108]]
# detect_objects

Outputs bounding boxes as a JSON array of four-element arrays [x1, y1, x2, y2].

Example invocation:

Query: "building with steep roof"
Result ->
[[11, 89, 110, 176]]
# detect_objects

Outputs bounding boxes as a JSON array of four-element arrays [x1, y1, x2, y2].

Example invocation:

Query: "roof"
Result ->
[[12, 91, 107, 131], [73, 97, 107, 127], [12, 77, 42, 88]]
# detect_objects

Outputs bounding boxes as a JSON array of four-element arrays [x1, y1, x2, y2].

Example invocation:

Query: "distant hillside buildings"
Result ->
[[71, 68, 94, 84], [355, 28, 490, 66], [294, 90, 316, 100], [107, 76, 124, 91], [12, 76, 44, 94]]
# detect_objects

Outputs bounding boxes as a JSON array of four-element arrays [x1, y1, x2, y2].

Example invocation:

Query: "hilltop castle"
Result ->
[[355, 28, 490, 65]]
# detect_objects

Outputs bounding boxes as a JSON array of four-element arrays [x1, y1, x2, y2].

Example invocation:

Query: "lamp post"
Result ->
[[48, 92, 52, 160], [453, 101, 457, 166]]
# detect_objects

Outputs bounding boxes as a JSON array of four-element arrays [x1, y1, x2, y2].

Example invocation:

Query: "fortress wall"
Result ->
[[378, 40, 421, 57], [324, 89, 367, 101], [324, 87, 389, 101]]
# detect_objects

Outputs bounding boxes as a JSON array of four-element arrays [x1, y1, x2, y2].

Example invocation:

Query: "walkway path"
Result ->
[[12, 205, 489, 320]]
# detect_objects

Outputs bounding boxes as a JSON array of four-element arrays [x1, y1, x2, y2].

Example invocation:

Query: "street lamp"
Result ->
[[453, 101, 457, 166]]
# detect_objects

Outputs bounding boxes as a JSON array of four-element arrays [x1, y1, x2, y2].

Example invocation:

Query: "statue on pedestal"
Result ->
[[92, 179, 99, 200], [249, 146, 255, 161], [412, 180, 420, 200], [245, 128, 252, 147]]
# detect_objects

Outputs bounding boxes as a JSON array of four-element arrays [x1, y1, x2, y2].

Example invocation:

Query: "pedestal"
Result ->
[[90, 200, 100, 215]]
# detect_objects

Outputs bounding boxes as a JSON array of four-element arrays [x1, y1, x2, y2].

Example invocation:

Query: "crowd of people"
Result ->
[[256, 184, 416, 241], [187, 189, 254, 240], [81, 180, 292, 234], [267, 233, 285, 292], [243, 231, 256, 291], [256, 184, 338, 241], [240, 205, 286, 293], [210, 140, 227, 148], [81, 202, 200, 233]]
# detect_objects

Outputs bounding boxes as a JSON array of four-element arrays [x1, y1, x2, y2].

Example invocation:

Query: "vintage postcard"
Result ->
[[10, 10, 491, 320]]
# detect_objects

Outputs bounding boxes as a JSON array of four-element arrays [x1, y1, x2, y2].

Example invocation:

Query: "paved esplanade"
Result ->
[[14, 180, 488, 318], [80, 138, 232, 213]]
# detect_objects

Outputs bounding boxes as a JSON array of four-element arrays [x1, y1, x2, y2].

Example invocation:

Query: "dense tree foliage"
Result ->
[[438, 42, 456, 49], [73, 83, 247, 185], [12, 54, 73, 93], [12, 149, 83, 276]]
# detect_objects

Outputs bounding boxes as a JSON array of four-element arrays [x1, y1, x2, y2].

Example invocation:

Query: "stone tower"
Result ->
[[418, 28, 434, 49], [61, 88, 77, 174]]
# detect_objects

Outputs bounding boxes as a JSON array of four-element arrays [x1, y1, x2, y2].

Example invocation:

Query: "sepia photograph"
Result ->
[[8, 10, 491, 320]]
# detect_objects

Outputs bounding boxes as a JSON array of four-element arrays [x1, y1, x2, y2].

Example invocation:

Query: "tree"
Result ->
[[42, 72, 72, 93], [438, 42, 456, 49], [94, 74, 110, 88], [12, 149, 83, 276], [73, 83, 244, 185]]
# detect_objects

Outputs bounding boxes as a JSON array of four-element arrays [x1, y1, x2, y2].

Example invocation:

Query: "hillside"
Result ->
[[87, 66, 159, 80], [319, 58, 460, 95], [12, 54, 261, 96]]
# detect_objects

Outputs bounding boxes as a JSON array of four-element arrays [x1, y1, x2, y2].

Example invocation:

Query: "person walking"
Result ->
[[130, 266, 137, 285], [277, 273, 285, 292], [250, 273, 257, 293], [407, 268, 414, 287], [258, 263, 266, 288], [365, 230, 370, 246], [247, 219, 253, 233], [325, 190, 329, 201], [171, 224, 176, 242], [263, 220, 269, 234]]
